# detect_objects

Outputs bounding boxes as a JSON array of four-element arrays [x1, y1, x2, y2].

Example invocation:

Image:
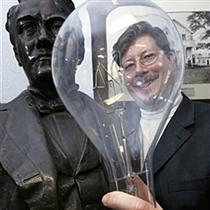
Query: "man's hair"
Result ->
[[112, 21, 171, 66]]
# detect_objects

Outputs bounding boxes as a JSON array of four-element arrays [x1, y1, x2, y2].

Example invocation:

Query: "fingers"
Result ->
[[102, 191, 162, 210]]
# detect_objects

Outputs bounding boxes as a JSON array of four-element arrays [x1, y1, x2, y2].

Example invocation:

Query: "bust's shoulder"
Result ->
[[0, 90, 31, 112]]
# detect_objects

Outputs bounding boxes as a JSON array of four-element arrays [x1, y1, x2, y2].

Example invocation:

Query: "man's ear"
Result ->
[[167, 51, 175, 62], [167, 51, 176, 72]]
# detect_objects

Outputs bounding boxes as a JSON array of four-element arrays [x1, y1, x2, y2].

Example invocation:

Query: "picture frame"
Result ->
[[168, 11, 210, 100], [105, 6, 210, 101]]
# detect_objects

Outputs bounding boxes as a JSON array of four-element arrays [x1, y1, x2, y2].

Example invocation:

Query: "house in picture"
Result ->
[[172, 19, 196, 67]]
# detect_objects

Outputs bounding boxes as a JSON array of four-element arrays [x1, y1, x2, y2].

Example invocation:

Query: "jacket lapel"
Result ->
[[0, 95, 56, 185], [152, 95, 194, 174], [0, 92, 58, 209]]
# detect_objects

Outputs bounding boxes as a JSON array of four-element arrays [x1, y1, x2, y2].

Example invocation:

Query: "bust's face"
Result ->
[[14, 0, 69, 88]]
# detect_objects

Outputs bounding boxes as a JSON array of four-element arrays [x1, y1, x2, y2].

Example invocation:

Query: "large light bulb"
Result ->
[[52, 0, 184, 205]]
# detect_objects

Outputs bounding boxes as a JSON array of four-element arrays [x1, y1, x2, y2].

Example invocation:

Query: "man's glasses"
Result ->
[[121, 50, 163, 72]]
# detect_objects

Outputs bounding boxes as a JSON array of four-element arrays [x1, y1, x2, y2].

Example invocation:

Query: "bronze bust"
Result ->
[[0, 0, 110, 209]]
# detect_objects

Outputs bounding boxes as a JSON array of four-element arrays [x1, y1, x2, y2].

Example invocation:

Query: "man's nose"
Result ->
[[135, 61, 148, 74]]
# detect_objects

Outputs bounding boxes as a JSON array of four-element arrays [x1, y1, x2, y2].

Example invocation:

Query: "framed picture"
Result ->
[[168, 11, 210, 100]]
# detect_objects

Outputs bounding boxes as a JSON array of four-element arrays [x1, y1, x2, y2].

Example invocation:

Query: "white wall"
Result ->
[[0, 0, 209, 102]]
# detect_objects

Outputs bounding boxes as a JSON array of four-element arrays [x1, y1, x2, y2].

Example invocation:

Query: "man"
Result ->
[[0, 0, 109, 209], [102, 21, 210, 210]]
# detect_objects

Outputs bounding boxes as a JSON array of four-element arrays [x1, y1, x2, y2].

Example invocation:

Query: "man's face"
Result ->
[[121, 35, 175, 110], [14, 0, 68, 87]]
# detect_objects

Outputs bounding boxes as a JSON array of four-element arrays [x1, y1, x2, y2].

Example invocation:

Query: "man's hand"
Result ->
[[102, 191, 163, 210]]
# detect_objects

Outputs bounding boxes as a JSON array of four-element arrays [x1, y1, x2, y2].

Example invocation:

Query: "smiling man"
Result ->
[[113, 21, 176, 111], [108, 20, 210, 210], [0, 0, 109, 209]]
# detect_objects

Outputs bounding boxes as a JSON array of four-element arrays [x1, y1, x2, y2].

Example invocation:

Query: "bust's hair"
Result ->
[[17, 0, 75, 10], [5, 5, 19, 63], [112, 21, 171, 66]]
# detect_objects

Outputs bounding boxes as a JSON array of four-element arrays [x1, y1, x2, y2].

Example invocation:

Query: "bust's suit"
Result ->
[[0, 90, 109, 210], [125, 94, 210, 210]]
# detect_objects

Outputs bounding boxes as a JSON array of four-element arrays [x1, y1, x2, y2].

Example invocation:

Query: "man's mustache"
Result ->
[[132, 73, 159, 88]]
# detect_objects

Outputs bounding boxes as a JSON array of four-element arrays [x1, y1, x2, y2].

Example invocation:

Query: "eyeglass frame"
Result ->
[[121, 49, 165, 73]]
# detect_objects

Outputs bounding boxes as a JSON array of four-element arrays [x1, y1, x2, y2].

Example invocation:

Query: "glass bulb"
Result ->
[[52, 0, 184, 204]]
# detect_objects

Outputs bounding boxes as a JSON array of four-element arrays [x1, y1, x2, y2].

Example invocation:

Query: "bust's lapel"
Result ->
[[0, 94, 59, 209], [0, 93, 56, 186]]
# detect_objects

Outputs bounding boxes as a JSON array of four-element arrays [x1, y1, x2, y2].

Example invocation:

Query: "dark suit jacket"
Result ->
[[65, 91, 210, 210], [0, 90, 109, 210], [151, 95, 210, 210], [124, 94, 210, 210]]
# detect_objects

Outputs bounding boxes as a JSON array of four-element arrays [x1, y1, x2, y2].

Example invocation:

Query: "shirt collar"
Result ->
[[28, 87, 66, 114]]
